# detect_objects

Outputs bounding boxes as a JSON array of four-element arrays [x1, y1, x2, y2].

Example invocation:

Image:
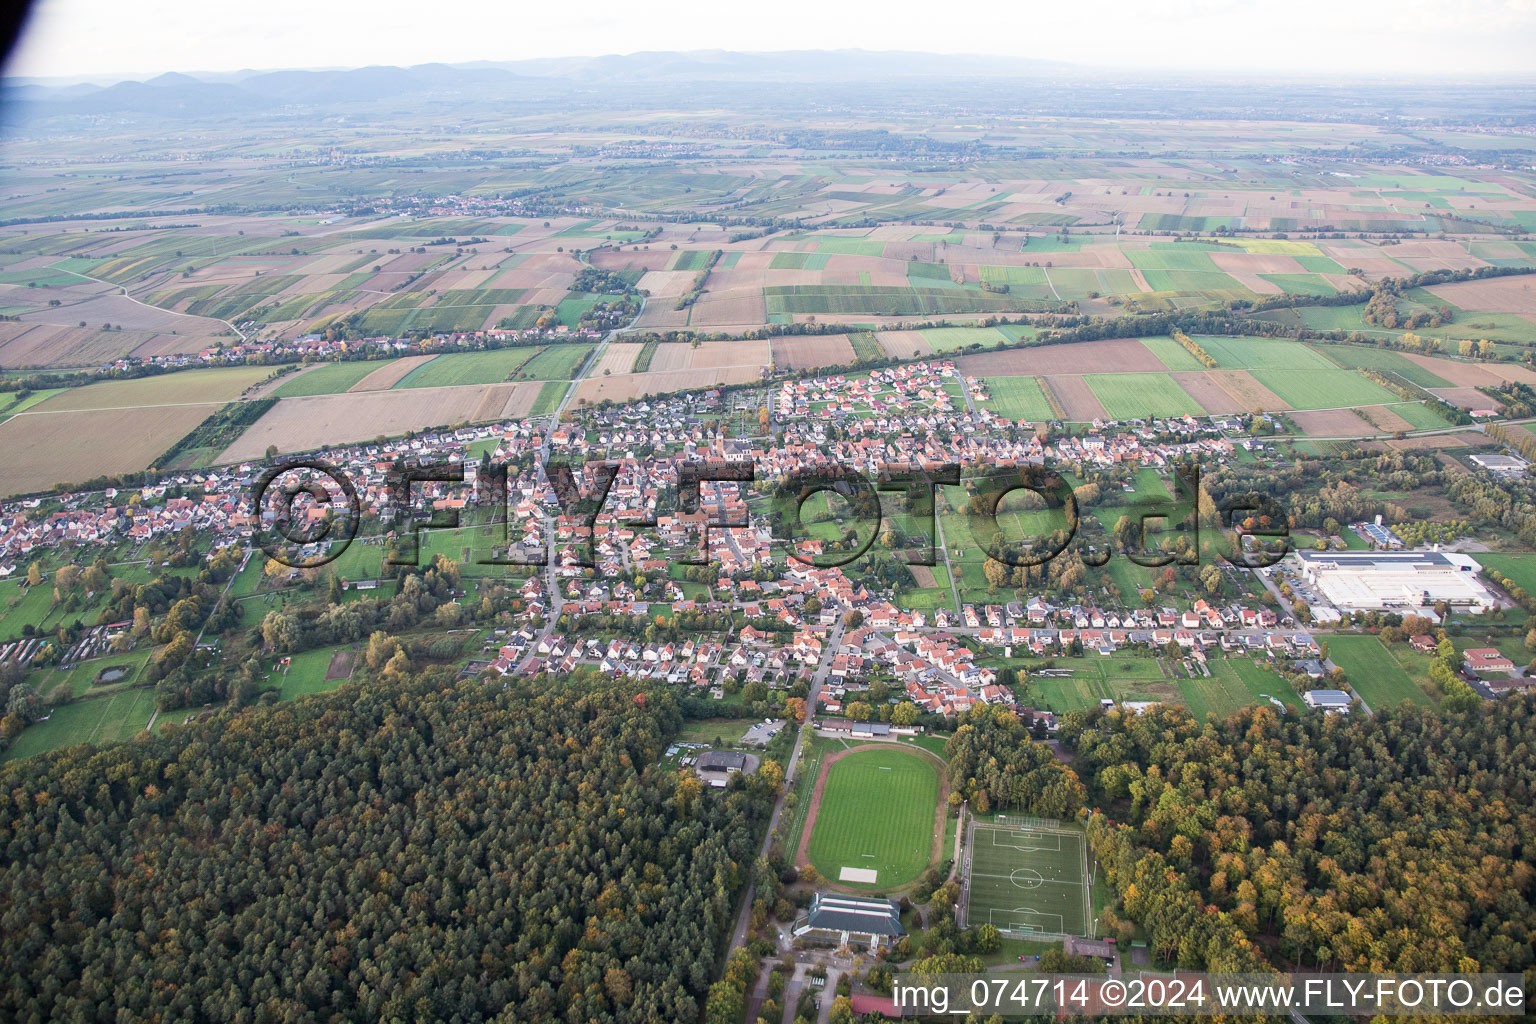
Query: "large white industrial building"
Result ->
[[1292, 550, 1497, 614]]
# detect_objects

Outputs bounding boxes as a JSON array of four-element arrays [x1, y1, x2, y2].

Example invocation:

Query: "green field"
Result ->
[[1085, 373, 1203, 419], [1194, 336, 1337, 370], [1139, 335, 1207, 372], [271, 361, 380, 397], [1475, 552, 1536, 596], [2, 686, 159, 760], [1127, 249, 1221, 272], [806, 745, 939, 890], [1386, 402, 1453, 430], [1312, 345, 1453, 387], [1249, 368, 1399, 410], [922, 327, 1009, 352], [395, 349, 536, 389], [277, 647, 355, 700], [528, 380, 566, 416], [1325, 634, 1436, 710], [1180, 659, 1302, 720], [517, 344, 594, 380], [985, 376, 1054, 421], [965, 820, 1089, 937]]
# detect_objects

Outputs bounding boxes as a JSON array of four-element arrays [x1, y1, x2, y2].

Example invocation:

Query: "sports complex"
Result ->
[[962, 816, 1093, 938]]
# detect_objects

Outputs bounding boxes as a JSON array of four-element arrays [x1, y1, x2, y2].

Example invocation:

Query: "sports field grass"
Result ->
[[394, 349, 532, 389], [966, 820, 1089, 937], [806, 746, 939, 890], [1325, 634, 1437, 709], [1248, 368, 1399, 410], [985, 375, 1054, 421], [272, 361, 379, 398], [1085, 372, 1203, 418]]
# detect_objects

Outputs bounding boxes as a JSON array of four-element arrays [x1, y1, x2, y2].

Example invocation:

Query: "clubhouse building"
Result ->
[[793, 893, 905, 949]]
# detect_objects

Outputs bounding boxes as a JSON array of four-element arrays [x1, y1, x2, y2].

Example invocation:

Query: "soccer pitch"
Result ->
[[964, 819, 1091, 937]]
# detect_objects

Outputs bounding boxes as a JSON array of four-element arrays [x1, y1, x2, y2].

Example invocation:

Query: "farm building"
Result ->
[[793, 893, 905, 949], [1292, 550, 1496, 614], [1303, 689, 1353, 713]]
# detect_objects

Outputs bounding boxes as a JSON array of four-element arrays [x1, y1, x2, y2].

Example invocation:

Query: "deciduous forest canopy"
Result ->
[[1065, 696, 1536, 975]]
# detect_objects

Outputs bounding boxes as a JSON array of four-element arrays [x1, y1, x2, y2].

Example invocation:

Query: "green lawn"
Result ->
[[271, 361, 380, 398], [1085, 373, 1203, 419], [806, 745, 939, 890], [275, 647, 353, 699], [674, 718, 761, 745], [1325, 634, 1436, 709]]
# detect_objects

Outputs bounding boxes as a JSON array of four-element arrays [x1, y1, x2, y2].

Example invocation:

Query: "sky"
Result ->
[[8, 0, 1536, 80]]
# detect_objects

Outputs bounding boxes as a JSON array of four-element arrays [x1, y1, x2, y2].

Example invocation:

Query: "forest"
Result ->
[[0, 670, 775, 1023], [1062, 696, 1536, 979]]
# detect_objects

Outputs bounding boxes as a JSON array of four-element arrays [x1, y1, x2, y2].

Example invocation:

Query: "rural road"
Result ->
[[727, 617, 845, 953]]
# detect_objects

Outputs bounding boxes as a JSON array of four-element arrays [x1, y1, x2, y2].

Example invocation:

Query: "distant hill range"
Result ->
[[2, 50, 1071, 117], [3, 50, 1533, 125]]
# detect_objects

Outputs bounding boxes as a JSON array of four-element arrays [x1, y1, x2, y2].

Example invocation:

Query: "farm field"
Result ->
[[1248, 368, 1399, 410], [0, 364, 278, 493], [1139, 335, 1208, 372], [270, 361, 380, 398], [1312, 344, 1454, 387], [805, 745, 940, 890], [394, 349, 541, 389], [516, 344, 594, 380], [983, 375, 1054, 421], [219, 382, 542, 460], [771, 334, 856, 370], [1086, 372, 1203, 419], [1194, 336, 1337, 371]]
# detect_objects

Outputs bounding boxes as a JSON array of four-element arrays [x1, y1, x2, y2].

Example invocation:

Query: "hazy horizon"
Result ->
[[9, 0, 1536, 81]]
